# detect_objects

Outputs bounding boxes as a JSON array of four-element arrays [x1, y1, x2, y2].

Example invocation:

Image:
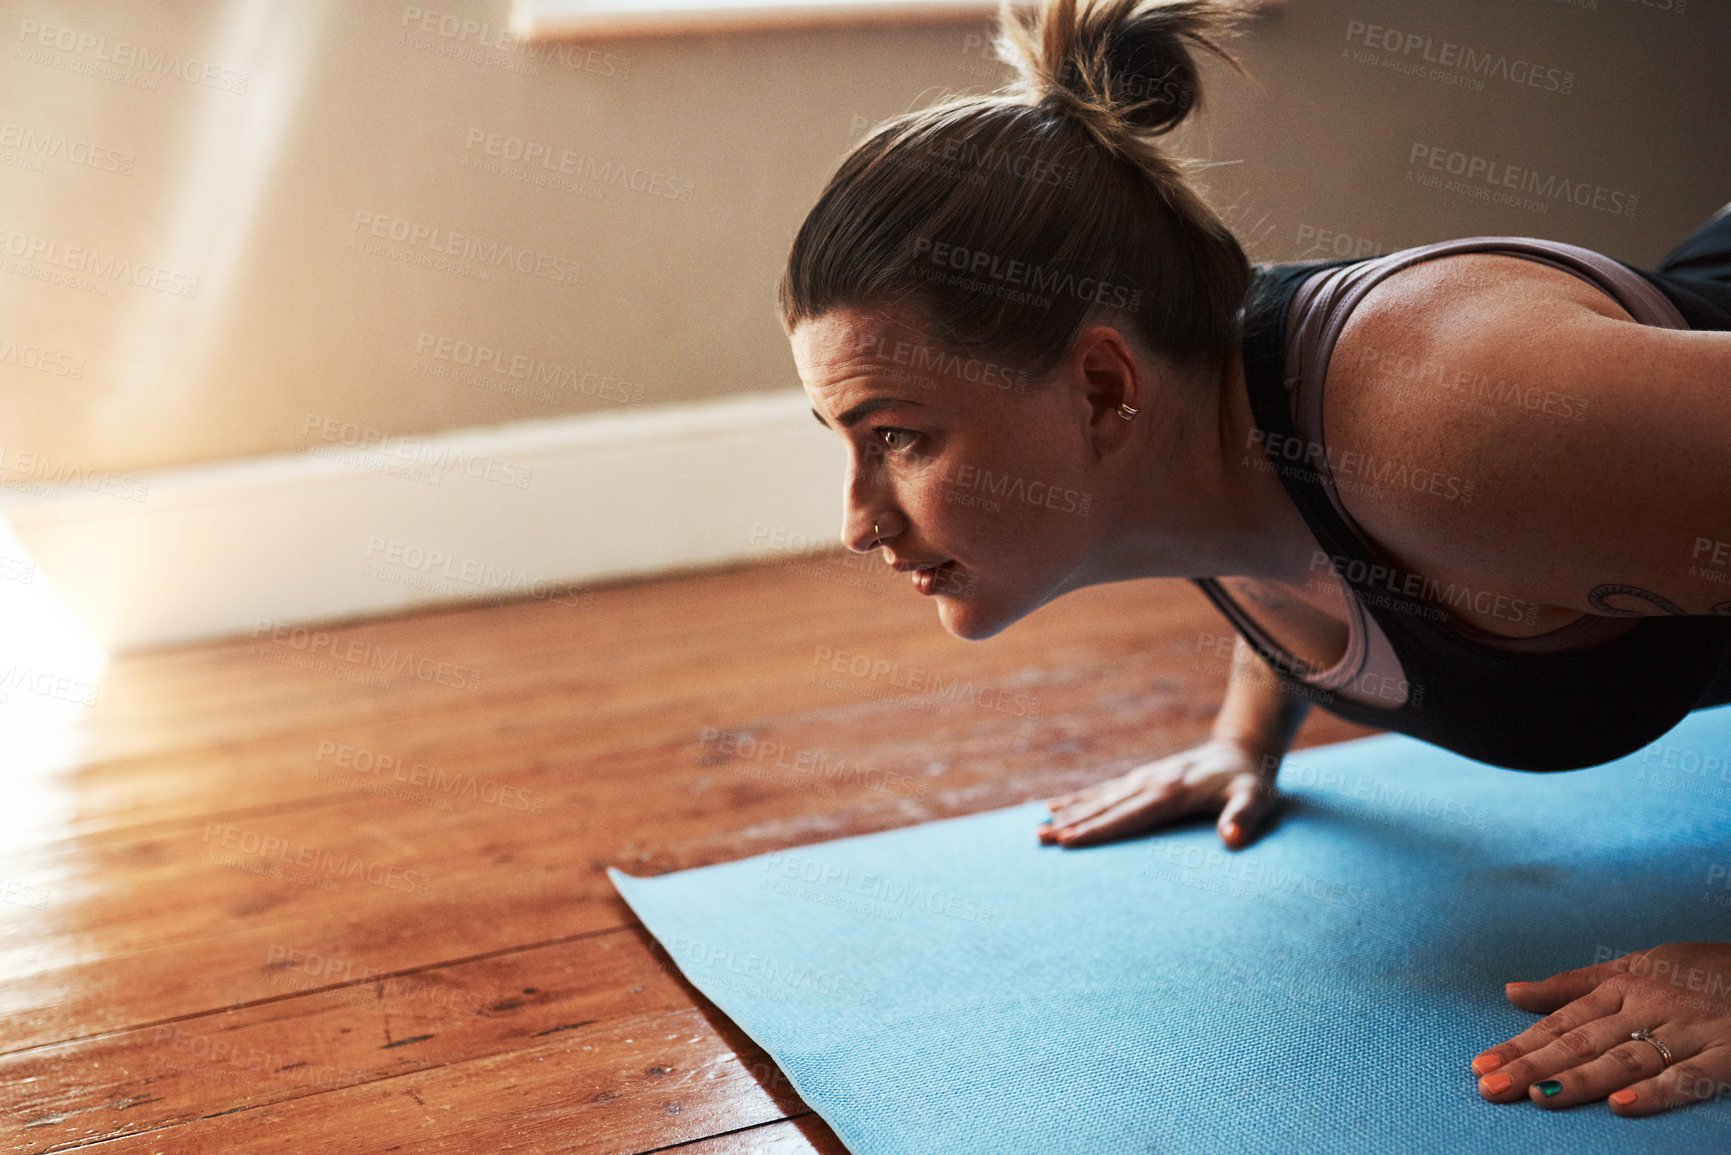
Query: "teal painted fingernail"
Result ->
[[1536, 1080, 1562, 1097], [1040, 816, 1053, 825]]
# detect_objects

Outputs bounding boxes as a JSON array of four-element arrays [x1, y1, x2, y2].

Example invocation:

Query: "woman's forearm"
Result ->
[[1208, 636, 1310, 768]]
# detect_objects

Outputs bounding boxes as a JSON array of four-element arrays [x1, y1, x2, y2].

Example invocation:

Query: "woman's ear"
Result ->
[[1071, 324, 1144, 448]]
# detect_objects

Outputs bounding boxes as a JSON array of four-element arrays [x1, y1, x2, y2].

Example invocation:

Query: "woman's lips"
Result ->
[[912, 560, 956, 596]]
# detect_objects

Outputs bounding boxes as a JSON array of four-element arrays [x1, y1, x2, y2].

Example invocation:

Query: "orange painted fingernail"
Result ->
[[1480, 1072, 1513, 1095], [1471, 1053, 1503, 1075], [1610, 1089, 1637, 1107], [1224, 822, 1241, 842]]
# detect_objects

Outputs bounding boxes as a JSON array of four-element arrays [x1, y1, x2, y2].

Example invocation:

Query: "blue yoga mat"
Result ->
[[611, 706, 1731, 1153]]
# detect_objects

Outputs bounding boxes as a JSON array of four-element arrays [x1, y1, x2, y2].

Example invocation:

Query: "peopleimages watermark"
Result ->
[[1295, 223, 1385, 261], [867, 441, 1092, 520], [1145, 842, 1374, 910], [932, 461, 1092, 518], [1688, 537, 1731, 594], [941, 31, 1008, 83], [15, 18, 250, 92], [263, 943, 493, 1013], [1306, 549, 1540, 628], [1405, 143, 1638, 218], [1, 878, 50, 909], [0, 334, 85, 378], [1244, 428, 1475, 504], [1279, 759, 1502, 832], [747, 523, 979, 599], [200, 822, 432, 897], [810, 643, 1041, 718], [303, 413, 533, 489], [1584, 951, 1731, 1065], [1193, 629, 1423, 709], [0, 660, 101, 707], [314, 740, 545, 813], [1341, 20, 1575, 96], [760, 849, 994, 923], [882, 132, 1083, 192], [698, 726, 929, 800], [1354, 341, 1590, 422], [1594, 946, 1731, 1004], [250, 618, 482, 692], [912, 238, 1145, 312], [852, 330, 1031, 394], [1701, 861, 1731, 910], [462, 128, 694, 202], [148, 1025, 368, 1091], [0, 444, 148, 501], [347, 210, 580, 286], [662, 932, 879, 1006], [397, 7, 632, 80], [0, 226, 199, 297], [362, 535, 593, 608], [0, 120, 133, 175], [1608, 0, 1687, 15], [413, 331, 645, 405], [0, 554, 33, 586], [1638, 741, 1731, 801]]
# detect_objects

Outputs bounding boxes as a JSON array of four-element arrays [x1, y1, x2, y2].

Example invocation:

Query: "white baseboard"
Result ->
[[0, 389, 845, 654]]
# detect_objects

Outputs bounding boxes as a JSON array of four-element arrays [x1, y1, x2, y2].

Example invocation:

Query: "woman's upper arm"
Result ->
[[1321, 256, 1731, 618]]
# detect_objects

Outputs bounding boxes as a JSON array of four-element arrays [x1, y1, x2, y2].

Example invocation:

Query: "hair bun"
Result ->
[[999, 0, 1250, 151]]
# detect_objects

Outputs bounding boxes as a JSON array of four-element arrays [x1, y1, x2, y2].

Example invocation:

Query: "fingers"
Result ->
[[1472, 944, 1731, 1117], [1478, 1014, 1670, 1107], [1470, 981, 1627, 1096], [1518, 1029, 1692, 1109], [1042, 777, 1137, 821], [1046, 791, 1187, 848], [1045, 796, 1156, 848], [1039, 780, 1148, 844], [1216, 778, 1278, 849], [1607, 1045, 1731, 1116], [1504, 955, 1638, 1014], [1039, 742, 1261, 848]]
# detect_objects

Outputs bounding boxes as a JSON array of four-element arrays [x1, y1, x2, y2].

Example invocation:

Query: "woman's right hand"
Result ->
[[1037, 736, 1281, 851]]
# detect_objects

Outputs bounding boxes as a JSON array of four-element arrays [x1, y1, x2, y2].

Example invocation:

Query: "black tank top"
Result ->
[[1192, 237, 1731, 773]]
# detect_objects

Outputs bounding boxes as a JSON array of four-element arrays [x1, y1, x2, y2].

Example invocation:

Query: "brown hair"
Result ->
[[777, 0, 1255, 388]]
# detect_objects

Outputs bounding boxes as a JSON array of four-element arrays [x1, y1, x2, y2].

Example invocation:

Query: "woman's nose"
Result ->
[[843, 507, 886, 554]]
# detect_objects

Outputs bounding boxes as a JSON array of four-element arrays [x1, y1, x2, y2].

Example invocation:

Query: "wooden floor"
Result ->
[[0, 552, 1377, 1153]]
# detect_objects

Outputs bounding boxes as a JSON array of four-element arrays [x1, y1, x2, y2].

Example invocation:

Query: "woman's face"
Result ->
[[792, 305, 1123, 641]]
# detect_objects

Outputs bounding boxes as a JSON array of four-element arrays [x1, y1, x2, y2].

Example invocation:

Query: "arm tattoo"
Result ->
[[1587, 583, 1690, 616], [1240, 582, 1288, 612]]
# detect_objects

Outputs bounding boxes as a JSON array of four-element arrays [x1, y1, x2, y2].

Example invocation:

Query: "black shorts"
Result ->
[[1634, 206, 1731, 709]]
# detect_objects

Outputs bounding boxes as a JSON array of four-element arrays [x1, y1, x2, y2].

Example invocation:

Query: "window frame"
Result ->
[[510, 0, 1034, 40]]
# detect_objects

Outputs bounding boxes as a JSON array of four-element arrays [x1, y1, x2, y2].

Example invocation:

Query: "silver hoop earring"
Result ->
[[1117, 403, 1138, 420]]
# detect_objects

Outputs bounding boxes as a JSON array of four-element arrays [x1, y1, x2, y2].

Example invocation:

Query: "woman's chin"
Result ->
[[935, 592, 1013, 641]]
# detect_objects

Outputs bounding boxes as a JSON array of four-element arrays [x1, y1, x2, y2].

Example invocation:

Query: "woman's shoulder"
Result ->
[[1321, 242, 1642, 437], [1313, 241, 1731, 622], [1338, 246, 1638, 333]]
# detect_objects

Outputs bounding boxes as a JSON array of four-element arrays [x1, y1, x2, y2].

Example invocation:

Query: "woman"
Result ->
[[779, 0, 1731, 1121]]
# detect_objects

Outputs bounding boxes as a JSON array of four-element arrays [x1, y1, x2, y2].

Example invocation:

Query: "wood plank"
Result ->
[[57, 1008, 803, 1155], [3, 926, 816, 1153], [665, 1114, 850, 1154]]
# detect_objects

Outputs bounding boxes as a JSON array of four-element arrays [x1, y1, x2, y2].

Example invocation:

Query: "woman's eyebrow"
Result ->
[[811, 397, 926, 430]]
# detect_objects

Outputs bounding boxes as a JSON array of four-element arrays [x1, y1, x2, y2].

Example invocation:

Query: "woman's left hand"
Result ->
[[1472, 942, 1731, 1115]]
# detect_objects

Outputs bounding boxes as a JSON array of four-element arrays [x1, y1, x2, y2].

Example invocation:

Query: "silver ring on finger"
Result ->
[[1630, 1028, 1674, 1067]]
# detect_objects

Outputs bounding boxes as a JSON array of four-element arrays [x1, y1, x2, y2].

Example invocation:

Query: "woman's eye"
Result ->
[[872, 427, 919, 454]]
